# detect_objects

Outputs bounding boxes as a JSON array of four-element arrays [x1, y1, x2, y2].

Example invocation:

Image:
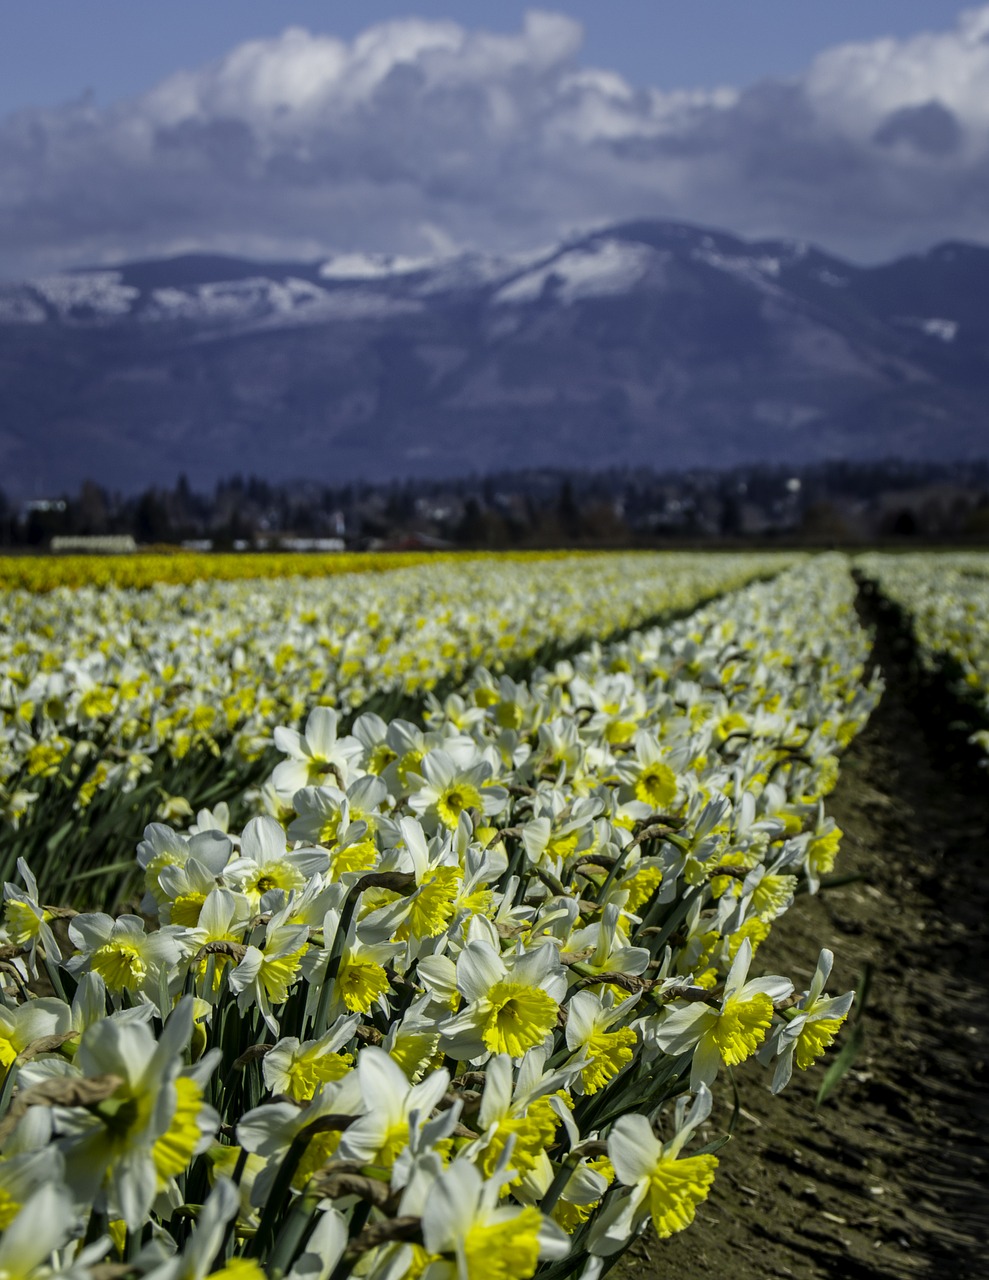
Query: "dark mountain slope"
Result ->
[[1, 221, 986, 492]]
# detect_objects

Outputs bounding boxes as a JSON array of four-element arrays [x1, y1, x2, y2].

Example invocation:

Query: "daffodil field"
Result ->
[[859, 552, 989, 760], [0, 550, 456, 593], [0, 550, 886, 1280], [0, 552, 789, 897]]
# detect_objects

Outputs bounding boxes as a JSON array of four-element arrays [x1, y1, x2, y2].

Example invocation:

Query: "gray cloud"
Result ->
[[873, 101, 962, 156], [3, 6, 989, 276]]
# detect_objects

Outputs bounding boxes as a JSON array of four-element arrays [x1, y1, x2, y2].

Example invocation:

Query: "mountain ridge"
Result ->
[[1, 219, 986, 493]]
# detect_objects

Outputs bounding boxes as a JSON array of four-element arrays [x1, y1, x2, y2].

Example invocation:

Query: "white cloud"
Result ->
[[2, 6, 989, 276], [805, 6, 989, 143], [139, 12, 585, 134]]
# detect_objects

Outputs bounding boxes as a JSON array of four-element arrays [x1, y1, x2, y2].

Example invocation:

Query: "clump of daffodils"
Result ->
[[859, 551, 989, 764], [0, 552, 790, 840], [0, 557, 871, 1278]]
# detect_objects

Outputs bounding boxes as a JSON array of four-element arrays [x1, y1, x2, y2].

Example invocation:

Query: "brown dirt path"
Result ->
[[616, 582, 989, 1280]]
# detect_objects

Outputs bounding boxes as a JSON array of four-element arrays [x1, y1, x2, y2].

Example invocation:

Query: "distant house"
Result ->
[[22, 499, 66, 516], [276, 537, 346, 553], [50, 535, 137, 554]]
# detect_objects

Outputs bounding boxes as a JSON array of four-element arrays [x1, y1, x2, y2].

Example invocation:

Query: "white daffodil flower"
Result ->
[[2, 859, 62, 969], [360, 817, 463, 949], [336, 1047, 456, 1173], [271, 707, 363, 804], [179, 887, 253, 1004], [414, 953, 463, 1021], [407, 748, 508, 833], [796, 806, 844, 894], [136, 823, 234, 916], [156, 855, 232, 928], [465, 1051, 576, 1195], [189, 801, 234, 835], [301, 906, 402, 1028], [66, 913, 183, 1009], [564, 989, 640, 1095], [0, 1183, 83, 1280], [376, 718, 432, 797], [531, 716, 584, 780], [616, 730, 681, 809], [651, 938, 793, 1088], [224, 816, 328, 907], [227, 922, 311, 1035], [737, 858, 799, 925], [288, 775, 389, 850], [417, 1158, 569, 1279], [448, 834, 505, 924], [758, 948, 855, 1093], [262, 1014, 359, 1102], [0, 1148, 66, 1232], [236, 1072, 363, 1206], [65, 973, 153, 1057], [439, 938, 566, 1063], [349, 710, 395, 777], [51, 998, 220, 1229], [375, 999, 443, 1083], [0, 996, 72, 1074], [562, 903, 651, 980], [590, 1086, 717, 1255], [262, 874, 341, 937], [520, 797, 599, 872]]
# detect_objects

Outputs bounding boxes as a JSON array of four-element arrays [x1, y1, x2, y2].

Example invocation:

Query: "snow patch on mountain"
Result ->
[[30, 271, 139, 320], [412, 248, 552, 296], [691, 246, 782, 284], [143, 276, 422, 328], [492, 239, 655, 305], [145, 277, 330, 322], [318, 252, 440, 281], [318, 246, 557, 297]]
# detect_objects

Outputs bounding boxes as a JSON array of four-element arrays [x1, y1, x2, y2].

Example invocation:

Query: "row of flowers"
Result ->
[[0, 552, 788, 837], [860, 552, 989, 758], [0, 554, 878, 1279], [0, 550, 462, 593]]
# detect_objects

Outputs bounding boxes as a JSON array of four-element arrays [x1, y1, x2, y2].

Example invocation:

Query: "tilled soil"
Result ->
[[617, 584, 989, 1280]]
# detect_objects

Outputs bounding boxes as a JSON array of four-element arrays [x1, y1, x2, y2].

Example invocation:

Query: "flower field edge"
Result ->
[[3, 549, 705, 594], [0, 552, 882, 1280], [858, 551, 989, 761]]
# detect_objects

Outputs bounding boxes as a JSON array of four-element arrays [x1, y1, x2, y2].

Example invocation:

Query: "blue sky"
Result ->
[[0, 2, 966, 113], [0, 3, 986, 275]]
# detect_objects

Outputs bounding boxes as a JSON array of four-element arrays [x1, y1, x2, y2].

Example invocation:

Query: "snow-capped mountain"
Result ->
[[1, 220, 987, 492]]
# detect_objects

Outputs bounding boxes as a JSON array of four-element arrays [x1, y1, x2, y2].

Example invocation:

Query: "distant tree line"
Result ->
[[2, 458, 989, 551]]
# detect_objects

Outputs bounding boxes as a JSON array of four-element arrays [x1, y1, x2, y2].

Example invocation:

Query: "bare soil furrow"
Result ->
[[619, 583, 989, 1280]]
